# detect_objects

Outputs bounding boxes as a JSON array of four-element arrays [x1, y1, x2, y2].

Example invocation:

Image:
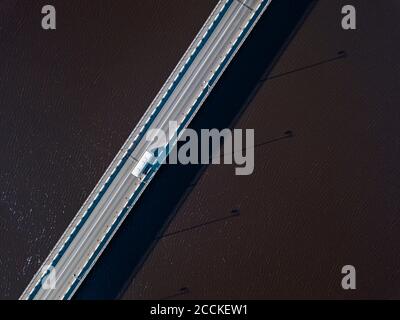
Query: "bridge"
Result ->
[[20, 0, 272, 300]]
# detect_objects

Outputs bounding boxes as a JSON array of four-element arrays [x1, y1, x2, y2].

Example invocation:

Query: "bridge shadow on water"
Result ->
[[74, 0, 317, 300]]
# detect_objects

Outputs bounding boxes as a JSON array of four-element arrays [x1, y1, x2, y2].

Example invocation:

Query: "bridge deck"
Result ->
[[20, 0, 272, 300]]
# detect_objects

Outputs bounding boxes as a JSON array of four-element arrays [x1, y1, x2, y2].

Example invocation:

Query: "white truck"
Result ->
[[131, 151, 156, 180]]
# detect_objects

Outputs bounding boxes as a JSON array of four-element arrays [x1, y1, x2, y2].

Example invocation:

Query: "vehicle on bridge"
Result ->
[[131, 151, 157, 180]]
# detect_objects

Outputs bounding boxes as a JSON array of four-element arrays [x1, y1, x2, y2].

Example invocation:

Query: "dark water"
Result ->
[[0, 0, 217, 299], [2, 0, 400, 300], [74, 0, 317, 300], [120, 0, 400, 299]]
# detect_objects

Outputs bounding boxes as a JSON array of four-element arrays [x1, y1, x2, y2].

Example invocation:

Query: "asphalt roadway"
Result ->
[[20, 0, 272, 300]]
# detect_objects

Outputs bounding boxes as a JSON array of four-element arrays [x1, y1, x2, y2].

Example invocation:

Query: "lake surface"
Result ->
[[2, 0, 400, 300], [0, 0, 217, 299]]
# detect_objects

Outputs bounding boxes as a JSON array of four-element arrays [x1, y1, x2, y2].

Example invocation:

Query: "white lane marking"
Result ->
[[39, 173, 133, 300], [25, 2, 232, 298], [129, 1, 243, 161], [27, 0, 271, 299], [60, 0, 268, 299]]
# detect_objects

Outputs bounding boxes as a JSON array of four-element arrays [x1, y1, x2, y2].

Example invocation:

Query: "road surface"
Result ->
[[20, 0, 272, 300]]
